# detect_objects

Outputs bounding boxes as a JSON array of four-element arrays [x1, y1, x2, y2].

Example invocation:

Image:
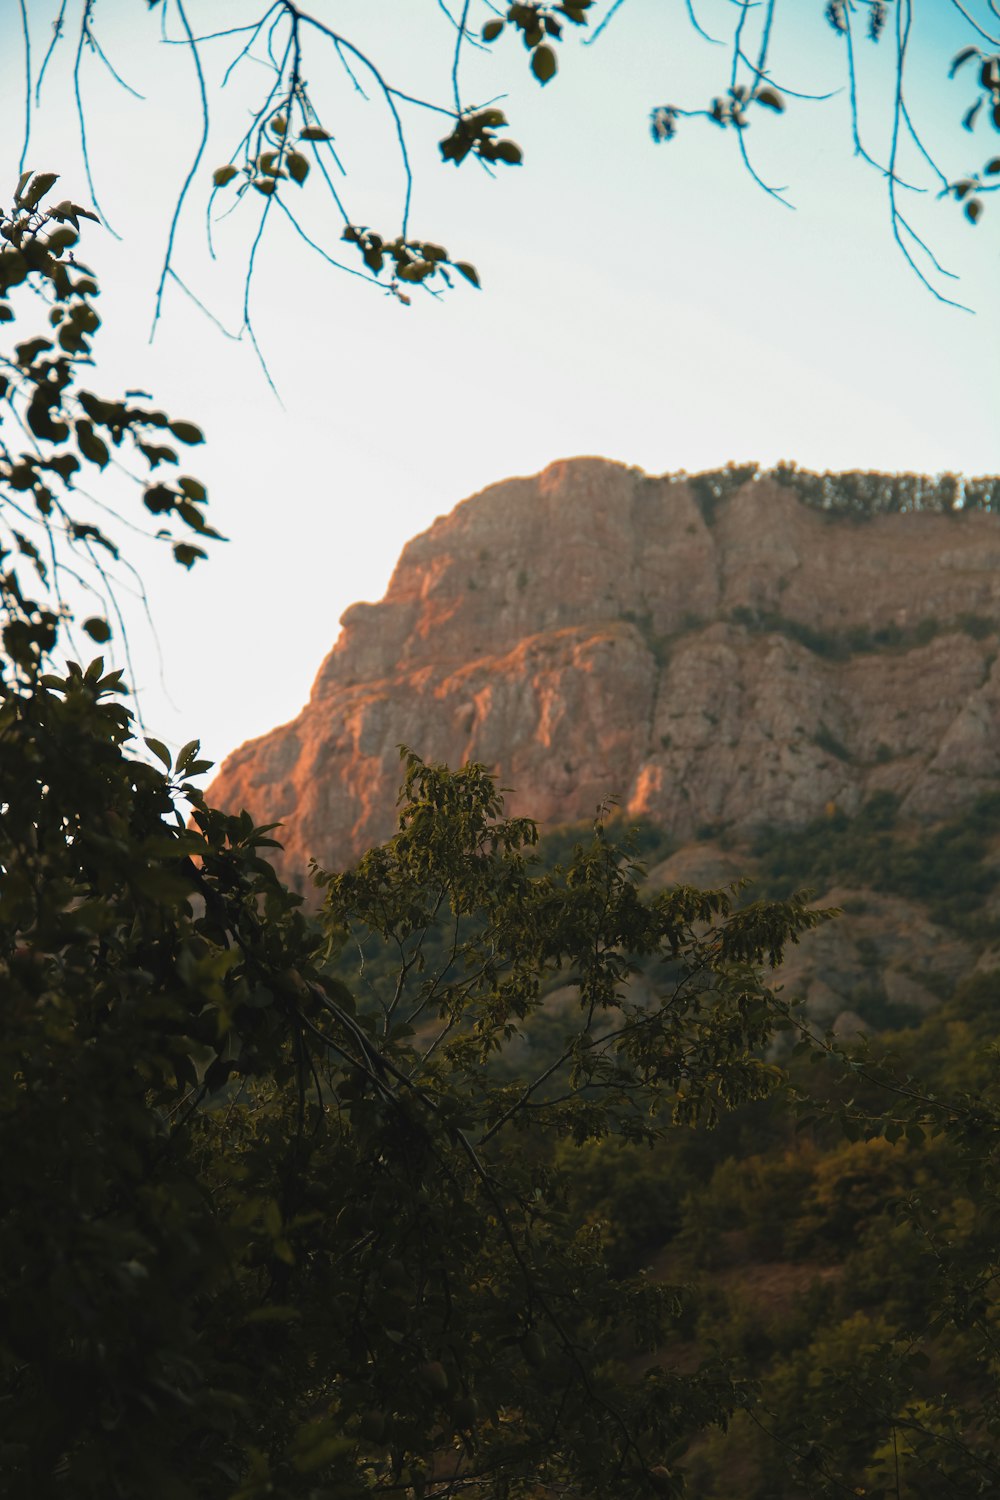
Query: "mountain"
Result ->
[[209, 456, 1000, 876], [207, 458, 1000, 1496]]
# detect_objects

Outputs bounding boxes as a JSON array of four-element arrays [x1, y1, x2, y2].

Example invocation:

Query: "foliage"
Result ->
[[0, 174, 217, 669], [771, 463, 1000, 517], [0, 231, 826, 1496], [11, 1, 1000, 327], [728, 601, 996, 662], [686, 464, 761, 525], [752, 789, 1000, 933], [1, 654, 833, 1498], [4, 196, 1000, 1500], [552, 973, 1000, 1497], [679, 463, 1000, 524], [329, 813, 671, 1015]]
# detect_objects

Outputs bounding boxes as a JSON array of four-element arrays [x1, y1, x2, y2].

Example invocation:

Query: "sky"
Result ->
[[2, 0, 998, 768]]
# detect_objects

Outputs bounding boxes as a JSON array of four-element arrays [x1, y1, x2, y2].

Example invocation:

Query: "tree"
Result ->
[[4, 190, 1000, 1500], [0, 172, 216, 663], [11, 0, 1000, 334], [0, 180, 822, 1500], [1, 607, 826, 1494]]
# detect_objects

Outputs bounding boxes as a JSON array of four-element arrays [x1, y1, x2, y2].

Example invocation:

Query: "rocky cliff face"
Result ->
[[209, 457, 1000, 890]]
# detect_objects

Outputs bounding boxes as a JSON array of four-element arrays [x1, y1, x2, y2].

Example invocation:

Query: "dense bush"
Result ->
[[752, 791, 1000, 932]]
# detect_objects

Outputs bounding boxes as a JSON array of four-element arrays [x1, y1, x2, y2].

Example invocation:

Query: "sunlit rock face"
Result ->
[[208, 457, 1000, 885]]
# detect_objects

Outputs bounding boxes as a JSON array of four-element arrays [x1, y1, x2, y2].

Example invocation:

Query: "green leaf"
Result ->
[[75, 420, 110, 469], [174, 542, 208, 568], [83, 617, 111, 643], [495, 140, 524, 165], [48, 198, 100, 227], [986, 158, 1000, 174], [144, 737, 173, 770], [176, 740, 202, 773], [531, 44, 557, 85], [21, 171, 59, 210], [0, 248, 28, 292], [168, 420, 205, 445], [482, 19, 504, 41], [44, 226, 79, 255], [454, 262, 480, 288], [16, 337, 53, 366], [756, 87, 784, 112], [965, 197, 983, 223], [439, 131, 466, 164], [137, 442, 179, 468], [178, 475, 207, 502], [212, 165, 239, 187], [287, 151, 310, 185], [950, 45, 979, 77], [143, 484, 176, 515], [299, 125, 331, 141]]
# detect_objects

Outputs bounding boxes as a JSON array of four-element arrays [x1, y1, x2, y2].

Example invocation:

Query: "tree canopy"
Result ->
[[11, 0, 1000, 332], [2, 90, 1000, 1500], [0, 215, 834, 1485]]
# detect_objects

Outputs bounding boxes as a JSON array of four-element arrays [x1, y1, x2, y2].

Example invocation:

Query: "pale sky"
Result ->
[[2, 0, 998, 767]]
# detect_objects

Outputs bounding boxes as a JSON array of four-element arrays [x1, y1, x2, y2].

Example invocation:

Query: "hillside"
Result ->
[[208, 459, 1000, 1032], [205, 461, 1000, 1495], [210, 458, 1000, 881]]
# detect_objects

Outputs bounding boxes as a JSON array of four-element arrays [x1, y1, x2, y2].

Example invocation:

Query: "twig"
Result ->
[[452, 0, 473, 113], [585, 0, 630, 45], [151, 0, 210, 339], [887, 0, 971, 310], [17, 0, 31, 176], [74, 0, 119, 238], [35, 0, 68, 104], [686, 0, 722, 46]]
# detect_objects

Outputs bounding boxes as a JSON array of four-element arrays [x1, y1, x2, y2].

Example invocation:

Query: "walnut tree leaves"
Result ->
[[947, 48, 1000, 226], [0, 173, 216, 667], [204, 7, 598, 306], [340, 228, 480, 299], [479, 2, 594, 87], [439, 107, 524, 170], [212, 113, 325, 200]]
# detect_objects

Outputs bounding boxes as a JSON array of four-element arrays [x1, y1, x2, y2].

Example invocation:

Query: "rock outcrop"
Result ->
[[209, 458, 1000, 889]]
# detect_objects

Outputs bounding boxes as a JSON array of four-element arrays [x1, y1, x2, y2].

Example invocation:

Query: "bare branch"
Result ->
[[17, 0, 31, 176], [152, 0, 210, 338]]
